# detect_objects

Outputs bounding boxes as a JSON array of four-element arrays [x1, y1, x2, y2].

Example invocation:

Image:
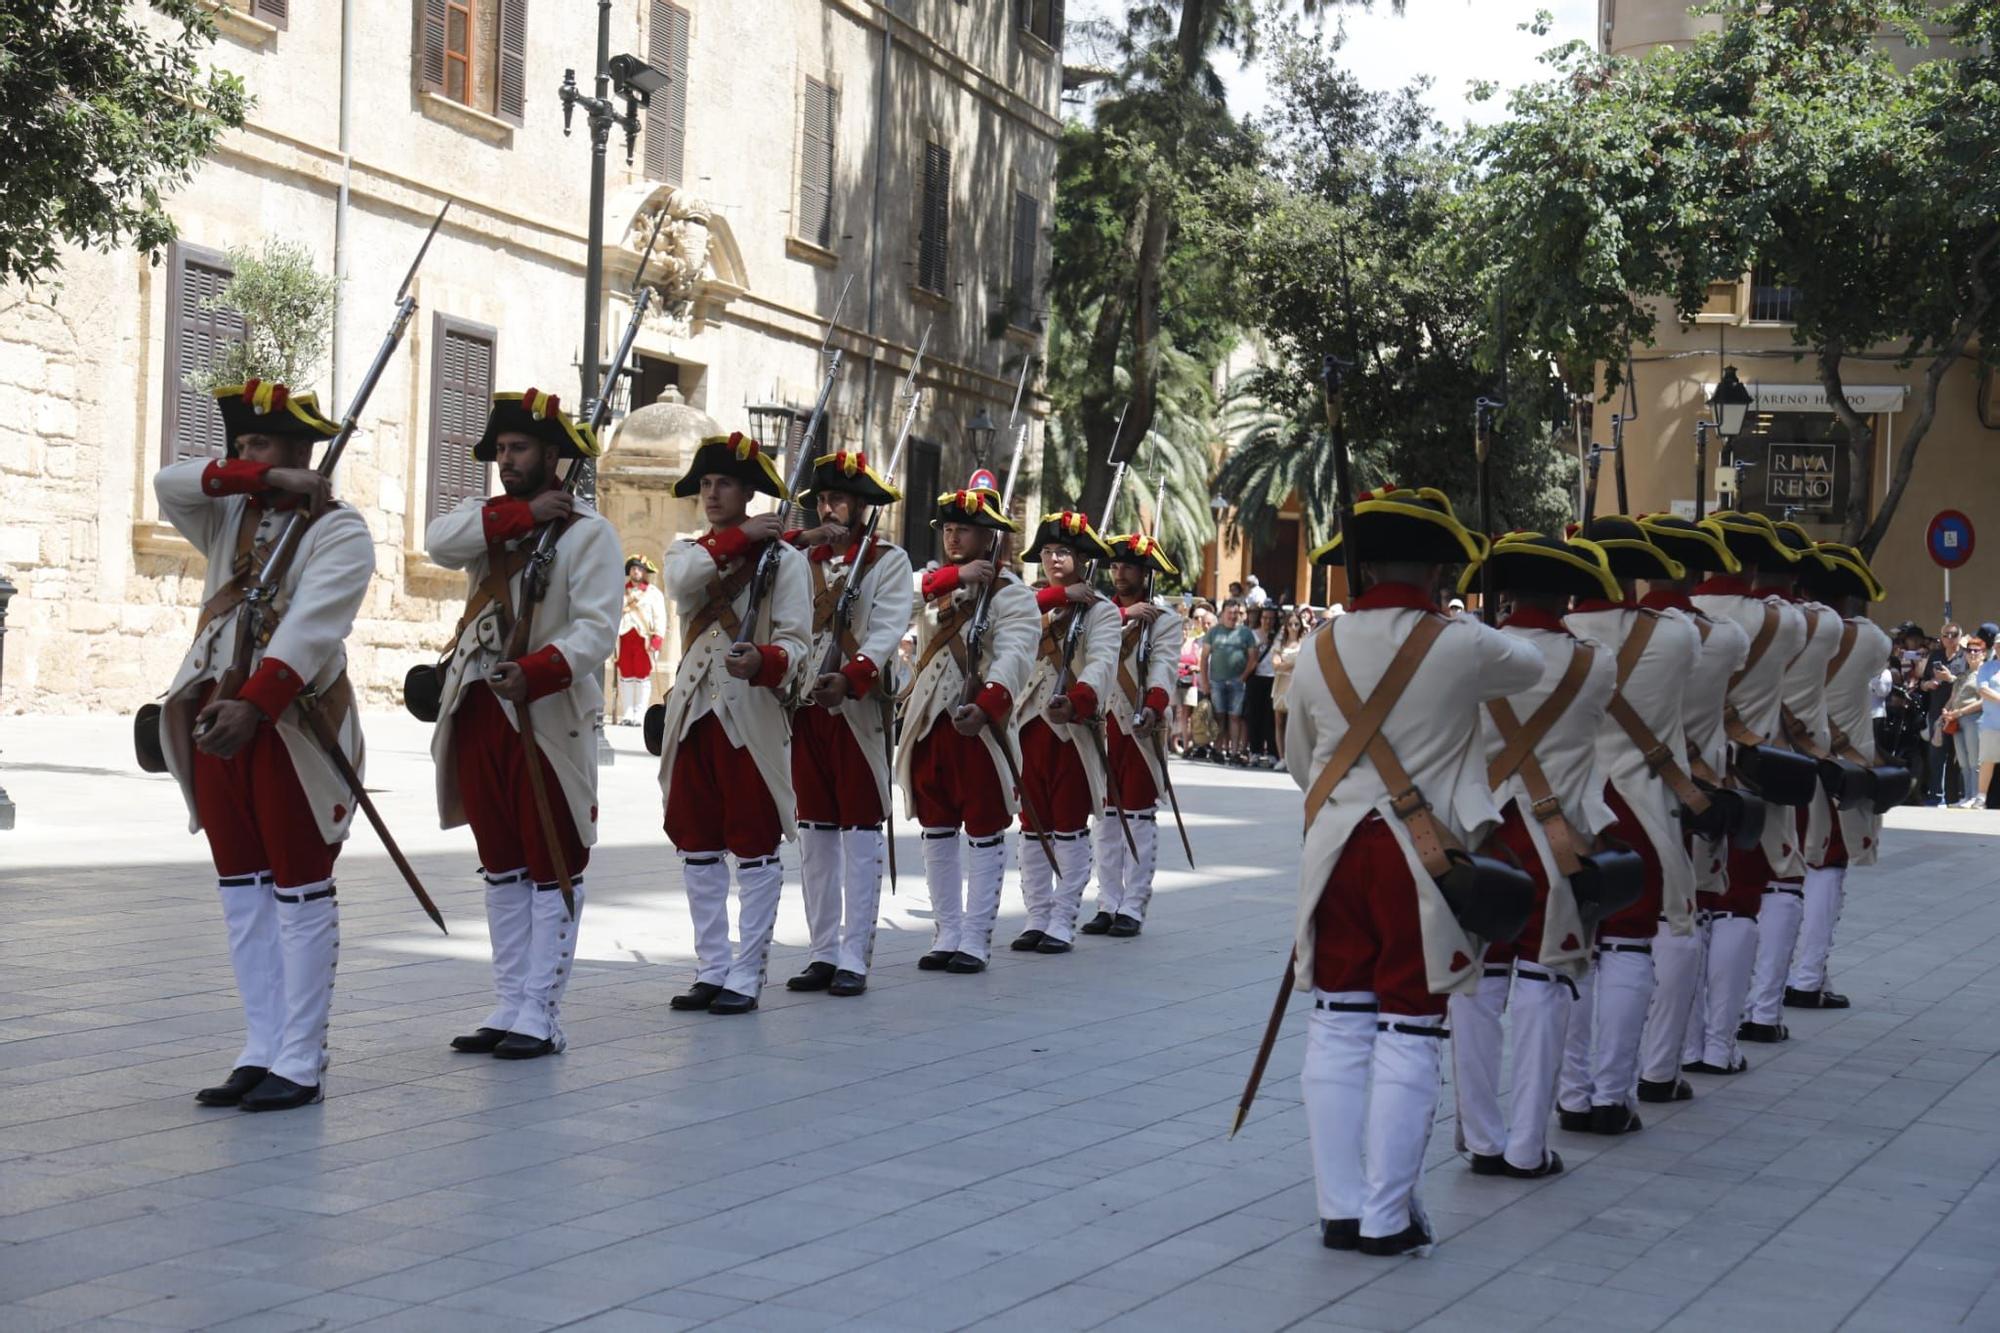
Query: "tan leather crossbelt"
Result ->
[[1824, 621, 1859, 683], [686, 560, 756, 644], [1116, 616, 1147, 708], [1604, 609, 1712, 815], [1485, 641, 1596, 877], [1724, 603, 1781, 747], [900, 600, 971, 703]]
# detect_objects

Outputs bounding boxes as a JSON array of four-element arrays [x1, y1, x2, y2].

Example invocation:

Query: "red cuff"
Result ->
[[1035, 585, 1070, 613], [1066, 682, 1099, 721], [699, 525, 753, 566], [839, 653, 880, 697], [1143, 686, 1170, 715], [976, 683, 1012, 726], [752, 644, 789, 689], [514, 644, 573, 700], [201, 459, 273, 496], [481, 497, 535, 544], [237, 656, 304, 719], [922, 565, 962, 600], [782, 528, 805, 545]]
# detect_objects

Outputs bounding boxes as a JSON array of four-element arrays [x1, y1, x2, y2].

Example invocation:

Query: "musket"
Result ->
[[1612, 353, 1635, 515], [498, 204, 671, 921], [1474, 309, 1507, 626], [1132, 442, 1194, 868], [1582, 442, 1614, 525], [1056, 408, 1137, 856], [198, 199, 453, 934]]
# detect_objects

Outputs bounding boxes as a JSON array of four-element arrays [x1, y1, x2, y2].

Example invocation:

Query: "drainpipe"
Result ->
[[332, 0, 354, 404], [860, 1, 894, 442]]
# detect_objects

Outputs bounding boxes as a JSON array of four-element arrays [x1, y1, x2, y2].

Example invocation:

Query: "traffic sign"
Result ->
[[967, 468, 998, 493], [1927, 509, 1975, 569]]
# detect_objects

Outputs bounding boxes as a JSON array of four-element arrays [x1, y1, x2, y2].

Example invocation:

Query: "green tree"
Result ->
[[187, 238, 339, 394], [0, 0, 247, 289]]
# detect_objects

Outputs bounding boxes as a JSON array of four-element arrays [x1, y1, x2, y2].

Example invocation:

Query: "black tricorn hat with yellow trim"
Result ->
[[1309, 484, 1484, 567], [624, 553, 658, 575], [1709, 510, 1799, 569], [214, 381, 340, 456], [476, 388, 602, 461], [1105, 532, 1178, 577], [1023, 510, 1114, 563], [1579, 516, 1686, 583], [1801, 541, 1886, 604], [797, 449, 900, 507], [933, 487, 1018, 533], [1637, 514, 1740, 575], [673, 431, 787, 499], [1458, 531, 1622, 602]]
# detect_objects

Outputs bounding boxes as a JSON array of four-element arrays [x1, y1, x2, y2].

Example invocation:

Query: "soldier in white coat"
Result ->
[[1286, 487, 1544, 1256], [1448, 534, 1619, 1179], [896, 489, 1040, 973], [1086, 534, 1184, 936], [615, 556, 667, 724], [427, 390, 621, 1060], [781, 450, 914, 999], [1558, 517, 1703, 1135], [1012, 512, 1122, 953], [656, 433, 812, 1015], [156, 382, 373, 1112]]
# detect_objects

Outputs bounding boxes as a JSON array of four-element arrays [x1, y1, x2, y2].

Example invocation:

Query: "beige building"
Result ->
[[0, 0, 1062, 716], [1601, 0, 1997, 631]]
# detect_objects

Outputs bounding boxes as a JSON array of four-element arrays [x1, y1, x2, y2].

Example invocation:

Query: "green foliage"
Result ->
[[186, 238, 338, 395], [0, 0, 248, 289]]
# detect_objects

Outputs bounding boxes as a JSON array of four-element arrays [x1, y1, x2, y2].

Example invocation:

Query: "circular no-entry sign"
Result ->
[[1927, 509, 1975, 569]]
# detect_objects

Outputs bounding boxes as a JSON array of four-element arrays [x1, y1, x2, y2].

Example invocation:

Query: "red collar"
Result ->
[[1352, 582, 1436, 612], [1640, 588, 1693, 612], [1692, 574, 1752, 597], [1571, 597, 1633, 614], [1502, 606, 1570, 634]]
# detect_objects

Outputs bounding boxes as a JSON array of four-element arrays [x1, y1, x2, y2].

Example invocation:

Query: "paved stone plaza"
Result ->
[[1, 714, 1997, 1331]]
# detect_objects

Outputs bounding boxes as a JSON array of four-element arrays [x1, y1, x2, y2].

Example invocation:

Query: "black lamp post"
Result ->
[[0, 575, 14, 830], [745, 401, 799, 477], [1698, 366, 1755, 518], [966, 408, 997, 470]]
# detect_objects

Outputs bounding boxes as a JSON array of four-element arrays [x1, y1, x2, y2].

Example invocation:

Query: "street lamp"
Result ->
[[0, 575, 14, 829], [1696, 366, 1755, 518], [966, 408, 996, 469], [745, 400, 798, 474]]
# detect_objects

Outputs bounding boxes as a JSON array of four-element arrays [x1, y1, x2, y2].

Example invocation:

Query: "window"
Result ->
[[1750, 264, 1800, 323], [428, 314, 497, 522], [902, 437, 942, 567], [797, 77, 837, 250], [916, 142, 951, 295], [160, 243, 243, 466], [418, 0, 528, 125], [644, 1, 691, 185], [246, 0, 289, 28], [1019, 0, 1062, 48], [1008, 192, 1040, 328]]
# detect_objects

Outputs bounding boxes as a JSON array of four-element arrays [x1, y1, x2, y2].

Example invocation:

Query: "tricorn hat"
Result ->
[[1637, 514, 1740, 575], [1105, 532, 1178, 577], [1578, 515, 1686, 583], [1801, 541, 1886, 604], [672, 431, 787, 499], [214, 381, 340, 458], [1023, 510, 1113, 563], [1709, 511, 1799, 569], [1458, 531, 1622, 602], [933, 488, 1018, 533], [475, 388, 601, 461], [797, 449, 900, 507], [624, 553, 658, 575], [1309, 484, 1484, 567]]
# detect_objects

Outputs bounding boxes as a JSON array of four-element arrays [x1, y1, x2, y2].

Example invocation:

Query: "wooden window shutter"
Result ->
[[496, 0, 529, 125], [160, 243, 243, 466], [799, 77, 835, 249], [918, 142, 951, 293], [251, 0, 289, 30], [428, 314, 497, 523], [644, 1, 690, 185], [1010, 192, 1039, 321], [419, 0, 448, 91]]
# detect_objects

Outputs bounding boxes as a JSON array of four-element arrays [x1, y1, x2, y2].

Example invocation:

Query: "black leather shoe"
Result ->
[[1357, 1218, 1431, 1256], [1035, 937, 1073, 954], [828, 970, 867, 997], [707, 989, 759, 1015], [1784, 986, 1850, 1009], [945, 952, 986, 974], [449, 1027, 508, 1054], [669, 981, 722, 1011], [1738, 1020, 1789, 1043], [1320, 1218, 1359, 1250], [1108, 914, 1142, 937], [1010, 930, 1046, 952], [1557, 1107, 1594, 1132], [1637, 1077, 1694, 1104], [1684, 1056, 1749, 1076], [786, 962, 838, 992], [195, 1065, 268, 1107], [917, 950, 954, 971], [238, 1073, 321, 1112], [1079, 912, 1114, 936], [1502, 1150, 1564, 1179], [1469, 1152, 1508, 1176], [1589, 1104, 1642, 1135], [492, 1033, 557, 1059]]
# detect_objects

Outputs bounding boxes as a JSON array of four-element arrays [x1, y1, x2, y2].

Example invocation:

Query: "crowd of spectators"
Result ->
[[1879, 619, 2000, 808], [1173, 585, 1341, 767]]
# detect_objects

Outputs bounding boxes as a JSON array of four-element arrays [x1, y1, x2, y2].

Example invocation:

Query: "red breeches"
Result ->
[[792, 701, 885, 827], [193, 721, 338, 888], [1016, 718, 1095, 834], [664, 712, 782, 858], [907, 713, 1011, 838], [1105, 724, 1160, 809], [1311, 815, 1449, 1017], [454, 682, 588, 882]]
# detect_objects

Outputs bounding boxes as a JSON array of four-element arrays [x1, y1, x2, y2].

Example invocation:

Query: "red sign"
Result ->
[[1927, 510, 1975, 570], [967, 468, 998, 493]]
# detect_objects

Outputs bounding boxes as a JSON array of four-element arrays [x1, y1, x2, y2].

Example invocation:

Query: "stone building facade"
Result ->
[[0, 0, 1061, 715]]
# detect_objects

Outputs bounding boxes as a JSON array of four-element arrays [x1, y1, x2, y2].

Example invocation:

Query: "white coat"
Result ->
[[618, 581, 668, 665], [1827, 616, 1892, 868], [154, 459, 374, 843], [1680, 606, 1751, 894], [895, 567, 1040, 821], [1784, 601, 1846, 868], [802, 538, 916, 815], [1693, 591, 1809, 876], [425, 496, 623, 845], [1285, 605, 1546, 996], [1015, 593, 1122, 812], [1106, 602, 1185, 795], [655, 531, 813, 840]]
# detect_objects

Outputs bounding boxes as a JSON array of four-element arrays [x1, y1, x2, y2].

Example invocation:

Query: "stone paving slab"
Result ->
[[1, 714, 1997, 1330]]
